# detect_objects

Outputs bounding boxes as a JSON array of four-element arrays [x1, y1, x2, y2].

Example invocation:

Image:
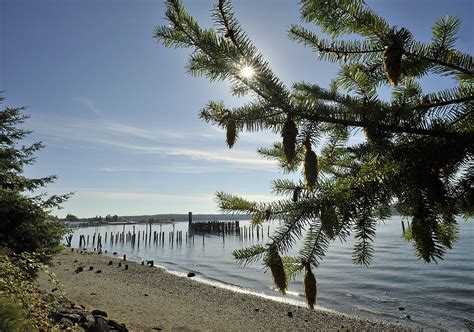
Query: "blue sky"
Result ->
[[1, 0, 472, 217]]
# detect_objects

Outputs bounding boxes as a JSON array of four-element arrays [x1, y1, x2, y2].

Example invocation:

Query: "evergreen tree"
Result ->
[[0, 96, 71, 259], [155, 0, 473, 307]]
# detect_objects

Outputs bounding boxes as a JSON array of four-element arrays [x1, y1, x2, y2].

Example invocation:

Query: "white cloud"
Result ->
[[105, 122, 209, 141], [76, 191, 214, 202], [73, 97, 103, 117], [31, 115, 278, 170], [94, 164, 264, 174], [75, 191, 280, 204]]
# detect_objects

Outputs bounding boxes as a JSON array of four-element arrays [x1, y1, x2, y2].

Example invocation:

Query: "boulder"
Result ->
[[91, 309, 108, 317], [82, 314, 96, 329], [66, 313, 82, 322], [108, 319, 128, 332], [60, 317, 74, 328], [90, 316, 110, 332]]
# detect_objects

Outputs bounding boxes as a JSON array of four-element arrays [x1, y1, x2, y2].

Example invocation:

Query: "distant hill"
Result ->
[[66, 213, 252, 224], [120, 213, 251, 222]]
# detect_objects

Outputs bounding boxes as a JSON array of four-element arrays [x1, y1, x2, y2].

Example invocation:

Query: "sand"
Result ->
[[38, 248, 406, 331]]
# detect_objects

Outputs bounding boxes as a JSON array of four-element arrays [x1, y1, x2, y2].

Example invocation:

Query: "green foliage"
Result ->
[[0, 250, 62, 329], [0, 190, 66, 258], [64, 213, 79, 221], [0, 98, 71, 259], [0, 297, 26, 331], [156, 0, 473, 302]]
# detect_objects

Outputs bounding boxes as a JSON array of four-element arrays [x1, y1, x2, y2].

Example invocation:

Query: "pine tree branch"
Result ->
[[271, 212, 307, 253], [406, 52, 473, 76], [447, 108, 473, 127], [299, 111, 473, 139], [300, 223, 327, 266], [217, 0, 244, 56], [405, 95, 472, 113], [289, 25, 385, 58]]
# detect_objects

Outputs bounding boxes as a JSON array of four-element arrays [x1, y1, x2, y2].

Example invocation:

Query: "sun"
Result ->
[[240, 65, 254, 79]]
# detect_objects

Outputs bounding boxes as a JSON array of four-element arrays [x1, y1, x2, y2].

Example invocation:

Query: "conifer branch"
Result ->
[[156, 0, 473, 288], [405, 52, 473, 76], [299, 111, 473, 139]]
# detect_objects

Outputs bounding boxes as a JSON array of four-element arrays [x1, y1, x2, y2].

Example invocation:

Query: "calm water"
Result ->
[[66, 217, 474, 330]]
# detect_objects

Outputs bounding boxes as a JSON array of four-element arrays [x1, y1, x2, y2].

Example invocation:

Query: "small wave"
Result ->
[[353, 307, 401, 320], [445, 299, 474, 312], [376, 297, 400, 304], [268, 287, 302, 298]]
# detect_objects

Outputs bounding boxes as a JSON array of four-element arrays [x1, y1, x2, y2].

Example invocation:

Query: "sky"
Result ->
[[1, 0, 472, 218]]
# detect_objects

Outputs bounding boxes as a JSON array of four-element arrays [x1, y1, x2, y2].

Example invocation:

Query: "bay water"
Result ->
[[66, 217, 474, 330]]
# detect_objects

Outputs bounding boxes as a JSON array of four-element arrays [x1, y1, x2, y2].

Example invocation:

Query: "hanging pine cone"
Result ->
[[292, 187, 301, 202], [304, 141, 318, 191], [265, 208, 271, 220], [282, 116, 298, 163], [226, 118, 237, 149], [224, 29, 234, 39], [264, 248, 287, 294], [304, 264, 317, 310], [383, 40, 403, 86]]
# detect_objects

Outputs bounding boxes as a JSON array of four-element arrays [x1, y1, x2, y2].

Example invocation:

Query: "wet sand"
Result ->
[[39, 248, 405, 331]]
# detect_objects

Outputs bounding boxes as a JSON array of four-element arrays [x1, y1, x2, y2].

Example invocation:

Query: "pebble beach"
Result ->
[[38, 248, 408, 331]]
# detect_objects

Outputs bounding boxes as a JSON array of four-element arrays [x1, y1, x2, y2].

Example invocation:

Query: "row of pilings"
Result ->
[[67, 220, 272, 250], [189, 220, 240, 235], [189, 220, 270, 241]]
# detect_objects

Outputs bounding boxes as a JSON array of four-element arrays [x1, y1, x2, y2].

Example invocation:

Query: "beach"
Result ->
[[38, 248, 405, 331]]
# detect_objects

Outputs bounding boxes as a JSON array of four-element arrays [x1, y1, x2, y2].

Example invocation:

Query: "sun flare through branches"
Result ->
[[240, 65, 254, 79]]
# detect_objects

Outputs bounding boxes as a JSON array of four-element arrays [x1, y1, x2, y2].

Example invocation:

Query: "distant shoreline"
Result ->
[[63, 213, 252, 228]]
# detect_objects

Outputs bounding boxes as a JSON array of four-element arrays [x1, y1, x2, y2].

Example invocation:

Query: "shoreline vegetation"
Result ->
[[62, 214, 252, 228], [38, 248, 410, 331]]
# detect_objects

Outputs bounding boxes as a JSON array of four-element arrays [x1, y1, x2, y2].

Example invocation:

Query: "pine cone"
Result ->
[[226, 119, 237, 148], [384, 41, 403, 86], [282, 117, 298, 163], [304, 264, 317, 310], [264, 248, 287, 294], [292, 187, 301, 202], [304, 142, 318, 191]]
